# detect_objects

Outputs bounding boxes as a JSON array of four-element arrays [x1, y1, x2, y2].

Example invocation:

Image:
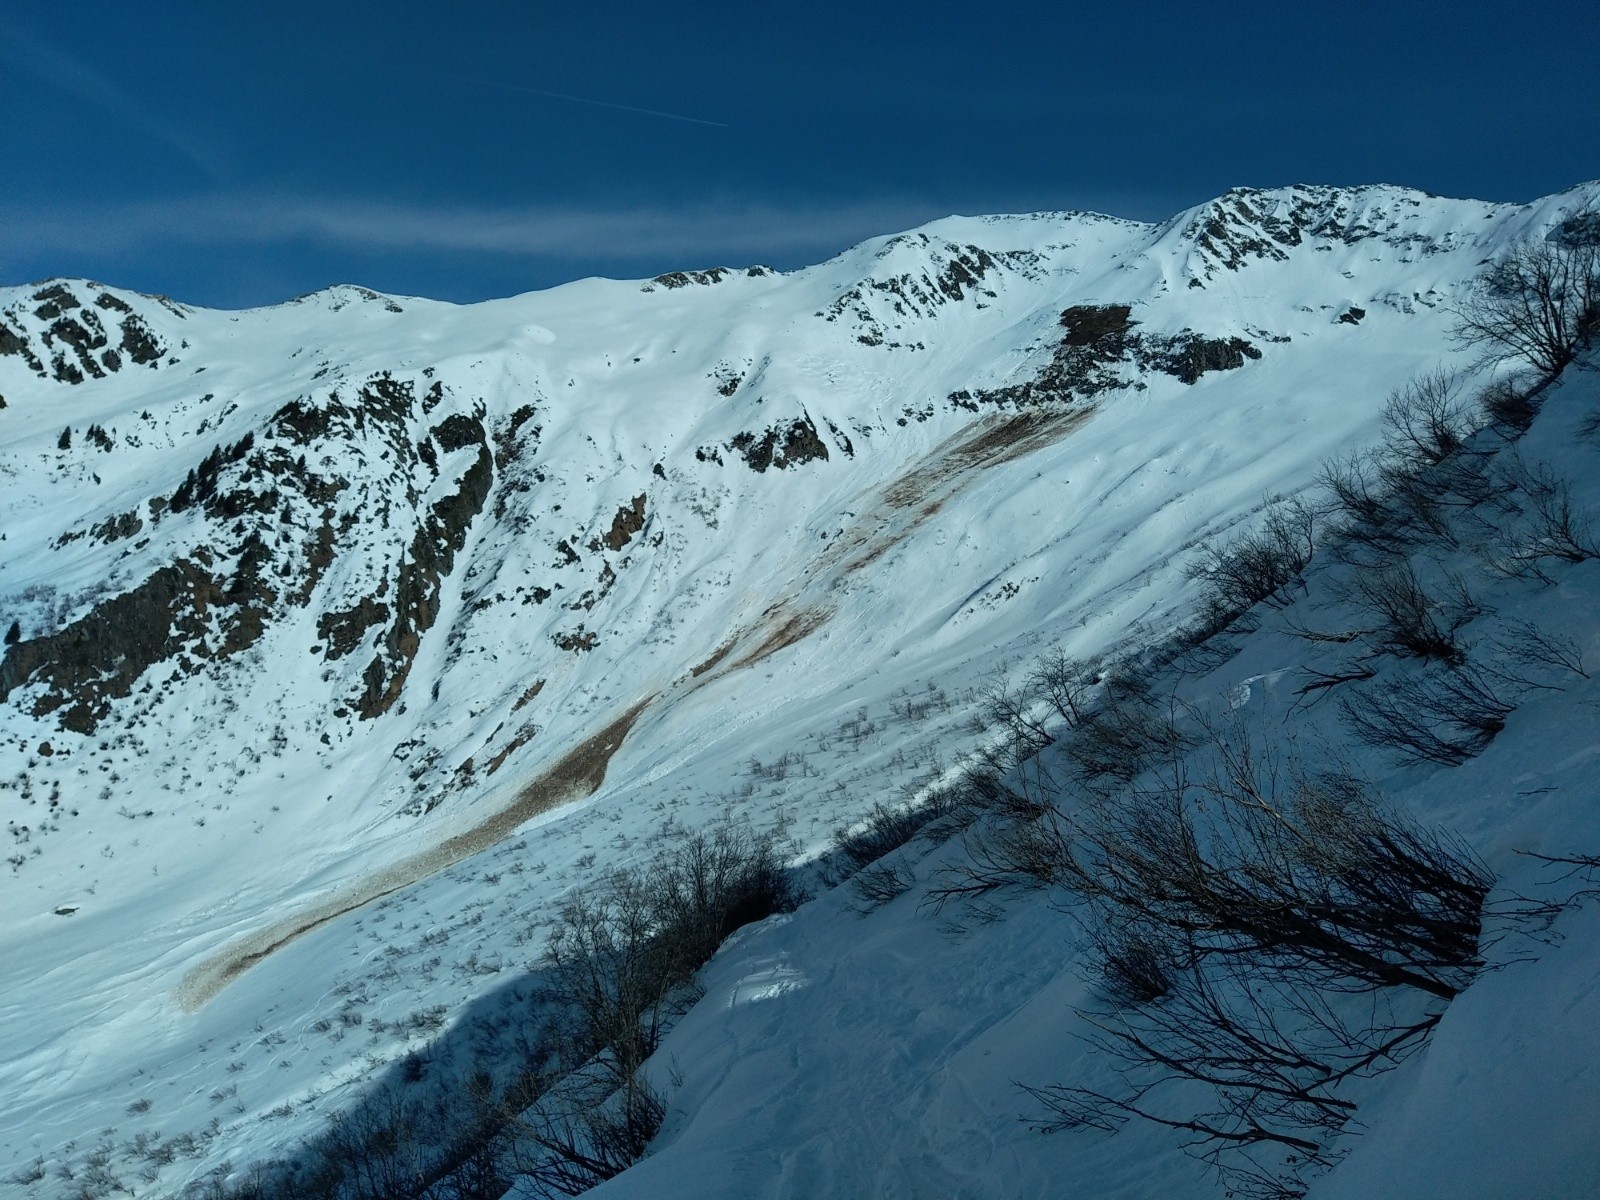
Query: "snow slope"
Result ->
[[1, 181, 1595, 1196], [591, 357, 1600, 1200]]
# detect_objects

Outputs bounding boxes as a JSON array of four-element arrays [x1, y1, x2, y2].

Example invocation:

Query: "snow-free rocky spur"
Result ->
[[3, 182, 1599, 1199]]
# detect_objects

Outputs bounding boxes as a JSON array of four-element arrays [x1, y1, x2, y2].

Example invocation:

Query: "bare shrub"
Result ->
[[648, 824, 796, 983], [850, 860, 916, 908], [1062, 741, 1490, 999], [248, 1086, 442, 1200], [1289, 662, 1378, 708], [500, 823, 796, 1194], [1062, 671, 1194, 785], [545, 824, 795, 1081], [543, 876, 670, 1078], [1348, 564, 1480, 665], [1187, 497, 1317, 632], [1026, 960, 1440, 1197], [1516, 471, 1600, 568], [948, 761, 1050, 824], [1320, 448, 1453, 565], [1338, 664, 1515, 766], [1479, 459, 1600, 583], [1475, 374, 1541, 433], [929, 668, 1197, 908], [1381, 369, 1469, 471], [1453, 217, 1600, 376], [950, 803, 1077, 898], [10, 1157, 46, 1187], [514, 1071, 665, 1198], [1321, 373, 1506, 567], [1084, 921, 1177, 1008], [972, 680, 1055, 770], [1383, 457, 1491, 547], [1319, 450, 1393, 553], [960, 669, 1089, 822], [1578, 404, 1600, 445], [1030, 734, 1492, 1195], [889, 682, 951, 724], [834, 794, 955, 873], [1492, 618, 1588, 684], [1028, 647, 1103, 728]]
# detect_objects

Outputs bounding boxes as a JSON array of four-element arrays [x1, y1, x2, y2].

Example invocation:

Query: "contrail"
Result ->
[[464, 76, 729, 129], [0, 18, 222, 176]]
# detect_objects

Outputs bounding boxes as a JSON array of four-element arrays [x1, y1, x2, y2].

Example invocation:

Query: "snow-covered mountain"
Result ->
[[2, 181, 1596, 1197]]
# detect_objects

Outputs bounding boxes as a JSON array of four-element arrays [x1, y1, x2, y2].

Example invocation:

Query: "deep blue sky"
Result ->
[[3, 1, 1596, 308]]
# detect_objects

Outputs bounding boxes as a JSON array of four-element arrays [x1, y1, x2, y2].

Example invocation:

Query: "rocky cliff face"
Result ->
[[0, 281, 176, 390]]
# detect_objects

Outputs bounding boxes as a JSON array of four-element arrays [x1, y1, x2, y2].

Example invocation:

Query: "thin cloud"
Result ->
[[1, 194, 953, 268], [0, 19, 220, 177], [464, 77, 729, 129]]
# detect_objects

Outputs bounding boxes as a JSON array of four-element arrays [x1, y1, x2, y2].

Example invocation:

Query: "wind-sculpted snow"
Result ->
[[1, 180, 1597, 1196]]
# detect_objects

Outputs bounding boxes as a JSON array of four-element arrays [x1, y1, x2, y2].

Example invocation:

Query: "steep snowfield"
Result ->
[[1, 181, 1595, 1195], [593, 359, 1600, 1200]]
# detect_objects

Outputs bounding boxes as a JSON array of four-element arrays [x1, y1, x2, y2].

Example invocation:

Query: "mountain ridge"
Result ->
[[2, 178, 1597, 1196]]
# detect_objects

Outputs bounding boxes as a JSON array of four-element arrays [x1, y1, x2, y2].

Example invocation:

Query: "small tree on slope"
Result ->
[[1453, 214, 1600, 376]]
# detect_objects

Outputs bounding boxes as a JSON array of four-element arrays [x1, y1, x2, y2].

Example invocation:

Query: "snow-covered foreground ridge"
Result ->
[[0, 181, 1595, 1195], [604, 354, 1600, 1200]]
